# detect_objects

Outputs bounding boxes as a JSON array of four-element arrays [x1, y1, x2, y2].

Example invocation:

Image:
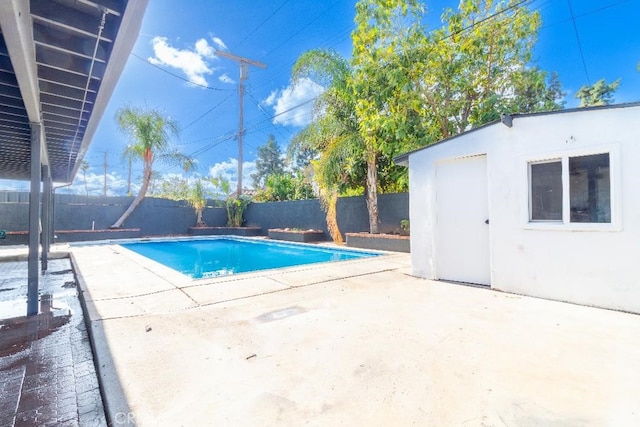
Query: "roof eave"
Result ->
[[0, 0, 49, 168]]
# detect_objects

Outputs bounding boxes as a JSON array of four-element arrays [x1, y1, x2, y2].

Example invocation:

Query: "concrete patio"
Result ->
[[67, 241, 640, 426]]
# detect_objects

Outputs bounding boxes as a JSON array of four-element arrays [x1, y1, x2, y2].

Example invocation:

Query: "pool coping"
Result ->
[[113, 235, 384, 282]]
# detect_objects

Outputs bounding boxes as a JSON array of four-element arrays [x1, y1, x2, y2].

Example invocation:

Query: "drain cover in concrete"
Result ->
[[256, 306, 305, 322]]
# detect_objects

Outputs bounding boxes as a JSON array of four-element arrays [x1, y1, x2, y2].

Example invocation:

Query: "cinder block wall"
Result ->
[[0, 191, 408, 243]]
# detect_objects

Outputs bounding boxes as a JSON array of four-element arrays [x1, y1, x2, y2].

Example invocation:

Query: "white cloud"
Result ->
[[209, 158, 257, 193], [211, 36, 227, 51], [194, 38, 215, 57], [64, 172, 128, 196], [264, 90, 278, 106], [263, 78, 324, 127], [0, 179, 28, 191], [219, 73, 235, 84], [148, 36, 222, 87]]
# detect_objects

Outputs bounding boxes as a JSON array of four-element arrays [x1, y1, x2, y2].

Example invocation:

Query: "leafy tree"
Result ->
[[154, 175, 189, 200], [254, 171, 314, 202], [252, 135, 285, 188], [509, 69, 565, 113], [291, 0, 561, 236], [575, 78, 620, 107], [351, 0, 425, 234], [110, 106, 194, 228], [155, 176, 210, 227], [287, 142, 317, 169], [80, 160, 90, 197], [413, 0, 546, 137]]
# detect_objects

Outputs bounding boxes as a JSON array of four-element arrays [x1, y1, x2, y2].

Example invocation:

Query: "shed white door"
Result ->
[[434, 155, 490, 285]]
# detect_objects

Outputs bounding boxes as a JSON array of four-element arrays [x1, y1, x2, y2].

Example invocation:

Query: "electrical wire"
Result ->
[[566, 0, 591, 85], [131, 52, 231, 91], [233, 0, 294, 50], [181, 93, 235, 132]]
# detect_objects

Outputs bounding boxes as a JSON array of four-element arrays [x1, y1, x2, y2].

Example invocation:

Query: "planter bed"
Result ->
[[268, 228, 325, 243], [0, 230, 28, 246], [188, 226, 262, 237], [56, 228, 141, 243], [345, 232, 410, 253], [0, 229, 142, 245]]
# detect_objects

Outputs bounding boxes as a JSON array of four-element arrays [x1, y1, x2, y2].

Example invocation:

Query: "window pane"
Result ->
[[530, 161, 562, 221], [569, 153, 611, 223]]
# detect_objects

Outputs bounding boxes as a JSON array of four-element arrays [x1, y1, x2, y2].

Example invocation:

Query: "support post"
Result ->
[[41, 165, 51, 271], [27, 122, 42, 316]]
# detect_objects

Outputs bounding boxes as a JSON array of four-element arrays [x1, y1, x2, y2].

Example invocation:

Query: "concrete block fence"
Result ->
[[0, 191, 408, 245]]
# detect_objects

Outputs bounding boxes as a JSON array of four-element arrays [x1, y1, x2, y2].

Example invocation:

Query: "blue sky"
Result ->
[[3, 0, 639, 195]]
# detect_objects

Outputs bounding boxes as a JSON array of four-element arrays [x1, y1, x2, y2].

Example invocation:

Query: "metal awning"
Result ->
[[0, 0, 148, 183]]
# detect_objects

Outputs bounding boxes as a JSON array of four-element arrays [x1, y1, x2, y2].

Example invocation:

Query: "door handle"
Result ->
[[485, 219, 489, 225]]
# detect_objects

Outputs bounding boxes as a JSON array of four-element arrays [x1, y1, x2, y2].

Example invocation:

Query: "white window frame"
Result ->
[[524, 145, 620, 231], [528, 159, 563, 223]]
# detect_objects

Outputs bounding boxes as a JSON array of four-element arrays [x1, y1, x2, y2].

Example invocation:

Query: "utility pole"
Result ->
[[215, 50, 266, 196], [103, 151, 108, 197], [127, 157, 132, 196]]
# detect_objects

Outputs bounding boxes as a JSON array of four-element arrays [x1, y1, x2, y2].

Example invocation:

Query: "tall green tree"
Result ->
[[575, 78, 620, 107], [414, 0, 546, 137], [508, 68, 565, 113], [351, 0, 425, 234], [349, 0, 555, 233], [252, 135, 285, 188], [291, 0, 562, 236], [110, 106, 194, 228]]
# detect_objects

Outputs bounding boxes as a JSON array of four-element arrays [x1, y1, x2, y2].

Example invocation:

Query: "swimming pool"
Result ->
[[120, 237, 379, 279]]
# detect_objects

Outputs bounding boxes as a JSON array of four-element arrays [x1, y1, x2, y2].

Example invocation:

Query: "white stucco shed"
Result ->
[[395, 102, 640, 314]]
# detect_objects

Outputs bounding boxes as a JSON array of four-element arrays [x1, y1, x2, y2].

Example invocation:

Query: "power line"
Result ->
[[233, 0, 293, 50], [263, 0, 344, 58], [439, 0, 534, 42], [540, 0, 632, 30], [181, 93, 235, 131], [131, 52, 231, 91], [566, 0, 591, 85], [246, 88, 292, 140]]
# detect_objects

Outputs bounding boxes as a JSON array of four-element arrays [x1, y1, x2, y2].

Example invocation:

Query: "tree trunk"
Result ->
[[319, 187, 342, 244], [110, 166, 151, 228], [196, 209, 205, 227], [365, 150, 379, 234]]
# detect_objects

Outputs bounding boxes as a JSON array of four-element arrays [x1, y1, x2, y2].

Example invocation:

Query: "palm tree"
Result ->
[[187, 179, 208, 227], [289, 49, 365, 242], [110, 106, 194, 228], [80, 160, 90, 197]]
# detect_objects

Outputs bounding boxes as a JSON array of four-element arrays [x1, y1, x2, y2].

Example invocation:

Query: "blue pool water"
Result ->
[[120, 238, 379, 279]]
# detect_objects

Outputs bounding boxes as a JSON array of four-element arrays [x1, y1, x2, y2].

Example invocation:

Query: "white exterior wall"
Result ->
[[409, 105, 640, 313]]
